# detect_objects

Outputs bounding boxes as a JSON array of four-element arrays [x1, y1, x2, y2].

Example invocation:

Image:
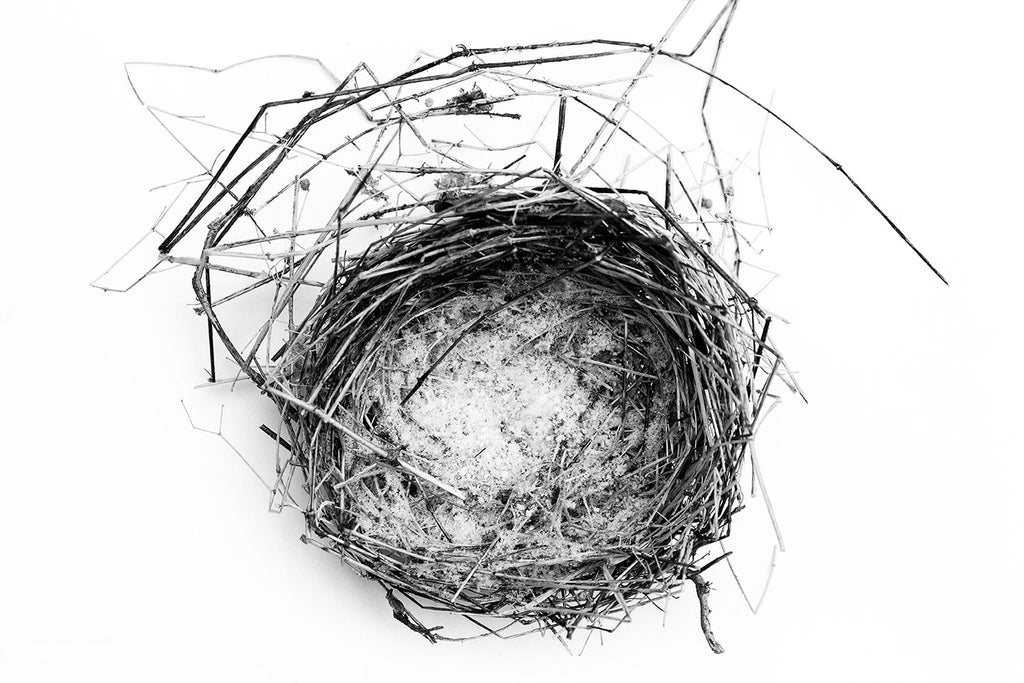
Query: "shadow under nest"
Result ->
[[267, 184, 779, 648]]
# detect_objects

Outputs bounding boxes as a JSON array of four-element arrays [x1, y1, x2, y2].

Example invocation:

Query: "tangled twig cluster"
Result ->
[[137, 19, 790, 648], [100, 0, 942, 650]]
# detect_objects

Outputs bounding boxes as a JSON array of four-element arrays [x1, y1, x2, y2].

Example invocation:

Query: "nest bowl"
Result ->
[[268, 184, 777, 647]]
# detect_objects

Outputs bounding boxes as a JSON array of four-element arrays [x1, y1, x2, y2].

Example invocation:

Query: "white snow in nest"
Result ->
[[360, 274, 672, 558]]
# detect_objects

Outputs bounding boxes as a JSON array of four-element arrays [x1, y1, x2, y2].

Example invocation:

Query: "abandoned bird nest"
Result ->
[[123, 28, 792, 647], [274, 187, 779, 648], [100, 0, 943, 652]]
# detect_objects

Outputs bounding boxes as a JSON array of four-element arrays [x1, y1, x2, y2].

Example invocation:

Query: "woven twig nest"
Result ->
[[261, 184, 778, 647], [100, 4, 947, 650], [106, 6, 943, 648], [147, 39, 792, 646]]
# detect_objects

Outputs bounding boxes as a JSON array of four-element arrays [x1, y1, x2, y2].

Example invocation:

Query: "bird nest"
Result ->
[[101, 1, 942, 651], [110, 25, 795, 648], [271, 186, 780, 648]]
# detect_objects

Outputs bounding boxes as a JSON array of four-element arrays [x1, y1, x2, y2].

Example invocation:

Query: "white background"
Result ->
[[2, 1, 1022, 681]]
